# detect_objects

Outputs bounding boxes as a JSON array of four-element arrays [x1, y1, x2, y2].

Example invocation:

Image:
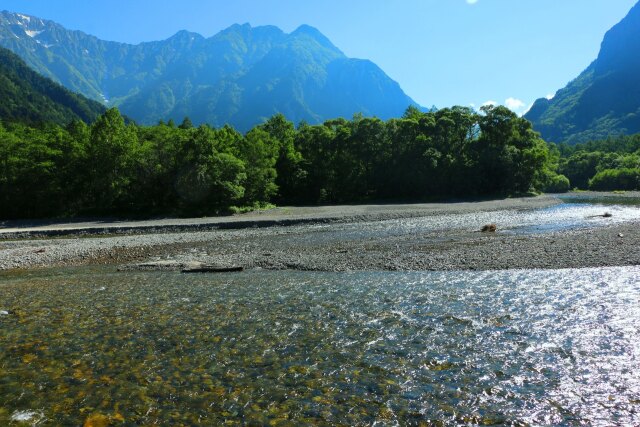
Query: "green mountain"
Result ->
[[0, 12, 419, 130], [0, 46, 104, 125], [525, 1, 640, 144]]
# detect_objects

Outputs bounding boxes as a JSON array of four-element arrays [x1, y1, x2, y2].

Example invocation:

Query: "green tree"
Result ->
[[295, 123, 336, 203], [238, 128, 279, 205], [86, 108, 140, 212], [559, 151, 602, 189], [259, 114, 304, 202], [589, 168, 640, 191], [0, 122, 65, 218], [174, 125, 245, 214], [475, 105, 548, 194], [179, 117, 194, 130]]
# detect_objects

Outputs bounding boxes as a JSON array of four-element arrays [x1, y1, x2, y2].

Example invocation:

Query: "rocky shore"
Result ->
[[1, 194, 639, 272]]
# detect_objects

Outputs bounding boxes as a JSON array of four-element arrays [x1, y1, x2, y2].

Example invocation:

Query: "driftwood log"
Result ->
[[587, 212, 613, 218], [182, 265, 244, 273]]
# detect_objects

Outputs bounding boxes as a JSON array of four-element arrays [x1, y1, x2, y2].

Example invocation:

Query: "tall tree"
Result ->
[[260, 114, 304, 202], [238, 128, 279, 205], [86, 108, 140, 212], [174, 125, 245, 214]]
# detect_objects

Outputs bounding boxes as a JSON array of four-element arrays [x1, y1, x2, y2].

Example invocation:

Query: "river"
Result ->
[[1, 264, 639, 425]]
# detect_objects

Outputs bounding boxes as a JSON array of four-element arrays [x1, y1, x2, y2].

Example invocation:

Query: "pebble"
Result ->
[[0, 197, 639, 273]]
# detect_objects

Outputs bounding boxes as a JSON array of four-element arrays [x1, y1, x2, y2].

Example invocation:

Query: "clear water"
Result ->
[[557, 193, 640, 206], [1, 266, 639, 425], [286, 200, 640, 246]]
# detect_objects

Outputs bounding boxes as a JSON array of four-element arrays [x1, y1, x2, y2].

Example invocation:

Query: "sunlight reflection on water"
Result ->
[[0, 266, 639, 425], [290, 200, 640, 245]]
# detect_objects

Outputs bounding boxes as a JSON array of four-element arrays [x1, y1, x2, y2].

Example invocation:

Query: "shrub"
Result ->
[[536, 170, 570, 193], [588, 168, 640, 191]]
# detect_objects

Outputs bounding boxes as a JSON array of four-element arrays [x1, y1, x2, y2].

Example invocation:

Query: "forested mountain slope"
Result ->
[[525, 1, 640, 144], [0, 46, 104, 124], [0, 12, 418, 130]]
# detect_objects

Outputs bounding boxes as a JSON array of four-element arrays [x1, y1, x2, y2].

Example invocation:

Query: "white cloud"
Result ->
[[546, 93, 555, 100], [478, 98, 530, 116], [466, 0, 479, 4], [505, 97, 526, 111]]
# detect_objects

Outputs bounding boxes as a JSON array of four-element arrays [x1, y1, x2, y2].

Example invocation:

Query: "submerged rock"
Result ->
[[481, 224, 497, 232], [83, 413, 110, 427], [10, 410, 44, 423]]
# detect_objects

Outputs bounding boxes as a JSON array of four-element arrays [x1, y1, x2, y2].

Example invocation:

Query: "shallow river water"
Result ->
[[279, 195, 640, 249], [1, 265, 639, 425]]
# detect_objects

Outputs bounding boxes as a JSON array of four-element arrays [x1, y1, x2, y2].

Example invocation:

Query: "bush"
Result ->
[[547, 174, 570, 193], [536, 170, 570, 193], [588, 168, 640, 191]]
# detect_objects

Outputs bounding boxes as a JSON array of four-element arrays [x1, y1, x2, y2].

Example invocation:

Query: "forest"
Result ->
[[556, 134, 640, 191], [1, 105, 566, 219]]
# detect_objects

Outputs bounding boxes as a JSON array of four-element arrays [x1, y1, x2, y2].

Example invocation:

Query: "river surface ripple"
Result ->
[[0, 266, 639, 425], [284, 200, 640, 247]]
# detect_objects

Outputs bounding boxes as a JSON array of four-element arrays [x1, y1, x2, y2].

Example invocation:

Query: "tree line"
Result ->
[[1, 105, 566, 219], [555, 134, 640, 191]]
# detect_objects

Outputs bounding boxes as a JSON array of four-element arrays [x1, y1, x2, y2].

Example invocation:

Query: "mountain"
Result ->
[[0, 46, 104, 125], [0, 12, 419, 130], [525, 1, 640, 145]]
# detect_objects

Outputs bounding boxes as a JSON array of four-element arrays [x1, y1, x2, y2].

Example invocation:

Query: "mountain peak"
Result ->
[[1, 10, 33, 20], [218, 22, 257, 36], [226, 22, 252, 31], [172, 29, 200, 37], [0, 11, 419, 130], [525, 0, 640, 144], [167, 29, 204, 42], [292, 24, 321, 36], [595, 0, 640, 73], [214, 23, 285, 44], [290, 24, 341, 53], [1, 10, 43, 28]]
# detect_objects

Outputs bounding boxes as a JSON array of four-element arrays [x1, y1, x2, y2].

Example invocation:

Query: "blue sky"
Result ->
[[1, 0, 637, 115]]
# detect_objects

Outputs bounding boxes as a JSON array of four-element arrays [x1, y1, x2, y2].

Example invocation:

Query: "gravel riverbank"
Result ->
[[1, 194, 639, 272]]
